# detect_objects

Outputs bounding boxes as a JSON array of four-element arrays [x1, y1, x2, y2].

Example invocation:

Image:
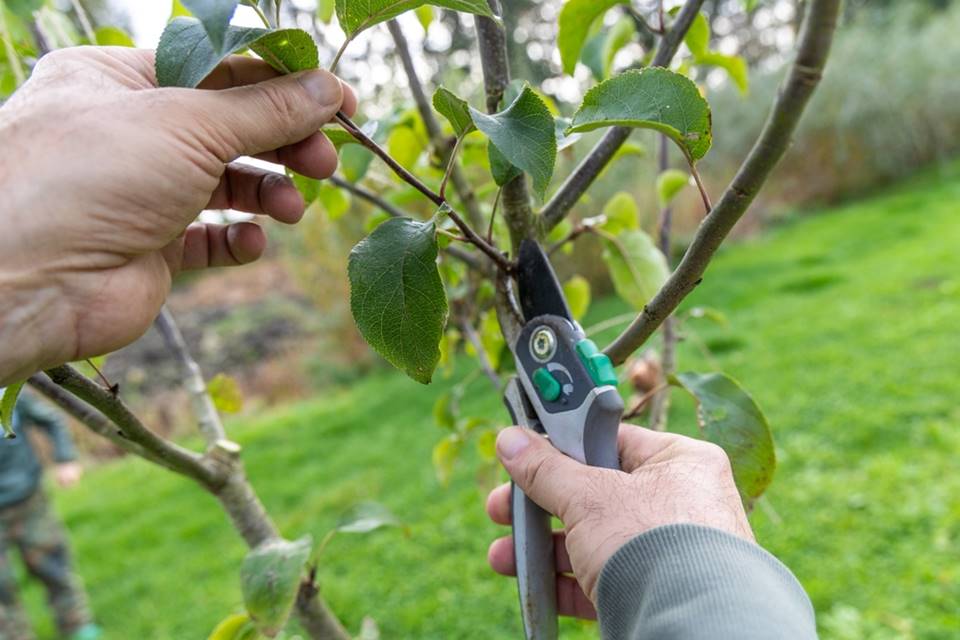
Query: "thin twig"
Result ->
[[44, 365, 223, 488], [624, 382, 669, 421], [486, 187, 502, 243], [439, 134, 467, 201], [68, 0, 96, 42], [457, 315, 502, 389], [335, 112, 513, 271], [604, 0, 841, 364], [154, 306, 227, 445], [328, 175, 485, 271], [251, 2, 272, 28], [386, 19, 487, 229]]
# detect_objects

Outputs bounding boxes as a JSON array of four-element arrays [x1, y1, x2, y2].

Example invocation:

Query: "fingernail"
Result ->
[[298, 70, 342, 106], [497, 427, 530, 461]]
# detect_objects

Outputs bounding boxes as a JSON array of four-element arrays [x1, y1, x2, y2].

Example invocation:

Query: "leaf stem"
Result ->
[[68, 0, 97, 43], [486, 187, 502, 243], [624, 382, 669, 420], [250, 2, 272, 29], [334, 113, 513, 272], [686, 158, 713, 214], [330, 39, 350, 73], [438, 134, 467, 201]]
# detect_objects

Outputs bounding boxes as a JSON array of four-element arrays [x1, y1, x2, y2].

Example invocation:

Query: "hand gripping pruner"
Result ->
[[502, 240, 624, 639]]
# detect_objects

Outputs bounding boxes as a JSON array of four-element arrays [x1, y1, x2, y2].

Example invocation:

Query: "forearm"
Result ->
[[596, 524, 816, 640]]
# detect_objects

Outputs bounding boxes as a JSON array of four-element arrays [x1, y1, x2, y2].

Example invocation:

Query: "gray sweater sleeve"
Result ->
[[596, 524, 816, 640]]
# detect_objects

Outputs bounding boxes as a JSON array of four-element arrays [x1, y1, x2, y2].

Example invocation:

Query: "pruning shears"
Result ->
[[502, 240, 624, 639]]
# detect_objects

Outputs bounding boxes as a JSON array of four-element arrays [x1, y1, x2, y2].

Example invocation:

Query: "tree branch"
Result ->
[[27, 374, 164, 465], [386, 19, 486, 229], [330, 174, 485, 270], [604, 0, 841, 364], [335, 113, 512, 272], [475, 3, 534, 254], [540, 0, 708, 230], [154, 306, 227, 445], [43, 365, 224, 488]]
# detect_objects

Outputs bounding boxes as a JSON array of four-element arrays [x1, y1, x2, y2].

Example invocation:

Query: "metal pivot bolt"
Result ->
[[530, 326, 557, 362]]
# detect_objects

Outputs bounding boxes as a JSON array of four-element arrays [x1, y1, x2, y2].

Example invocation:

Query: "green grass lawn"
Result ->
[[19, 164, 960, 639]]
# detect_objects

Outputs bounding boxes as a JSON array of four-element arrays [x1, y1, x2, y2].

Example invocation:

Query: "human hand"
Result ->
[[485, 424, 753, 619], [0, 46, 356, 386], [54, 461, 84, 488]]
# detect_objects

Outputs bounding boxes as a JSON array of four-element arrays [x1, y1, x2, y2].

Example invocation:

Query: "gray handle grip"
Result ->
[[511, 483, 558, 640]]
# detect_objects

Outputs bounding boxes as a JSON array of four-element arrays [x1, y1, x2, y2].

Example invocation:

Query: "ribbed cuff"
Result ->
[[596, 524, 816, 640]]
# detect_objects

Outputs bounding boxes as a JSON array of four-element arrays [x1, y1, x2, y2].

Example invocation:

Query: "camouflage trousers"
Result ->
[[0, 489, 91, 640]]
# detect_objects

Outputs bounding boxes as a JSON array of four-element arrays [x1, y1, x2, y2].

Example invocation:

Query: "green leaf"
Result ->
[[476, 428, 497, 462], [479, 309, 505, 371], [208, 613, 260, 640], [415, 5, 434, 31], [341, 145, 375, 183], [94, 26, 135, 47], [318, 183, 351, 220], [335, 0, 493, 39], [348, 218, 448, 384], [321, 127, 360, 150], [432, 435, 462, 485], [557, 0, 628, 76], [335, 502, 401, 534], [697, 52, 749, 94], [241, 536, 312, 637], [386, 126, 424, 170], [248, 28, 320, 74], [602, 15, 635, 78], [568, 68, 713, 162], [156, 19, 317, 88], [602, 230, 669, 311], [744, 0, 760, 12], [5, 0, 43, 21], [180, 0, 239, 52], [1, 382, 24, 439], [684, 11, 710, 58], [488, 143, 522, 187], [432, 389, 459, 431], [601, 191, 640, 235], [432, 86, 476, 137], [317, 0, 335, 22], [688, 306, 729, 326], [563, 276, 591, 322], [171, 0, 192, 18], [656, 169, 691, 207], [470, 86, 557, 200], [208, 373, 243, 414], [671, 372, 776, 504]]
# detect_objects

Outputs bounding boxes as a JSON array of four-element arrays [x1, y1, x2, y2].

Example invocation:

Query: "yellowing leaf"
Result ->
[[387, 126, 424, 171], [563, 276, 591, 321], [208, 373, 243, 414], [602, 230, 670, 311], [557, 0, 628, 75], [601, 191, 640, 235], [656, 169, 691, 207]]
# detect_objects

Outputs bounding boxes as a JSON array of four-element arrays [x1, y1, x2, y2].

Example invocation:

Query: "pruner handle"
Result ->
[[504, 379, 558, 640]]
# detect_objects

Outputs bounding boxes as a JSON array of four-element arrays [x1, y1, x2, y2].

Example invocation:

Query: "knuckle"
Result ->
[[255, 83, 303, 134], [700, 442, 733, 474]]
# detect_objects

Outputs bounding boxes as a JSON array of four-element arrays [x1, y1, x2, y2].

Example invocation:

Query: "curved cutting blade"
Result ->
[[517, 240, 573, 323]]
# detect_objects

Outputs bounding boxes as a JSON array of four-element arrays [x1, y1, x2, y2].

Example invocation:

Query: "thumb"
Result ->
[[496, 427, 592, 520], [182, 69, 344, 160]]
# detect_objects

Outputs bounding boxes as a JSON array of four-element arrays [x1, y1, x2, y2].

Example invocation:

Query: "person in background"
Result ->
[[0, 389, 100, 640]]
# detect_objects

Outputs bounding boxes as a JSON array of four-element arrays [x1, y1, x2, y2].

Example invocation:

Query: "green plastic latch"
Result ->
[[532, 367, 562, 402], [575, 339, 619, 387]]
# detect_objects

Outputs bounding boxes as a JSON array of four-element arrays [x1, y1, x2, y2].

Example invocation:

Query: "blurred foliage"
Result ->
[[707, 1, 960, 214]]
